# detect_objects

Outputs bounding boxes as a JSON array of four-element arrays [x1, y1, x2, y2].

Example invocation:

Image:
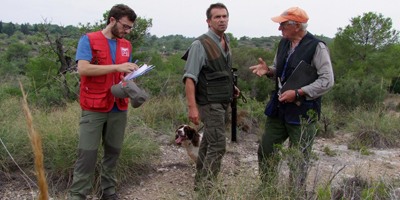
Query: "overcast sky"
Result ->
[[1, 0, 399, 38]]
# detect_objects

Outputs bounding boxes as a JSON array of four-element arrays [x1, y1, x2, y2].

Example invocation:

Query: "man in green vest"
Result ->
[[181, 2, 240, 192], [249, 7, 334, 194]]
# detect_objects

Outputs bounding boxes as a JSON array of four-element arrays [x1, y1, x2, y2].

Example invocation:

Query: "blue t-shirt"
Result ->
[[76, 35, 132, 112]]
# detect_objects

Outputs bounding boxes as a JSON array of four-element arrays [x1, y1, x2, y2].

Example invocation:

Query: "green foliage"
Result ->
[[0, 98, 160, 184], [25, 57, 58, 88], [0, 82, 22, 99], [316, 185, 331, 200], [20, 23, 30, 35], [332, 12, 399, 78], [390, 75, 400, 93], [4, 42, 31, 62], [6, 34, 19, 44], [232, 46, 275, 101], [238, 36, 281, 50], [11, 30, 25, 40], [0, 97, 32, 170], [325, 75, 387, 110], [361, 182, 389, 200], [32, 82, 68, 108], [226, 32, 238, 48], [2, 22, 16, 36], [323, 146, 337, 157], [129, 95, 189, 130], [347, 106, 400, 149], [316, 103, 339, 138], [172, 39, 182, 50], [0, 33, 8, 39], [332, 176, 392, 200], [125, 17, 153, 52]]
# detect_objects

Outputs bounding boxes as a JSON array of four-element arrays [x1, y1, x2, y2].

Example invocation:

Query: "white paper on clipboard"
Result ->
[[122, 64, 155, 83]]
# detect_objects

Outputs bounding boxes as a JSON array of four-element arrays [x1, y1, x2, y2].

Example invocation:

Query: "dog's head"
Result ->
[[175, 124, 200, 147]]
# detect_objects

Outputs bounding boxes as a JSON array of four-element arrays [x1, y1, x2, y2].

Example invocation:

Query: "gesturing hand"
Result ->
[[249, 58, 269, 77]]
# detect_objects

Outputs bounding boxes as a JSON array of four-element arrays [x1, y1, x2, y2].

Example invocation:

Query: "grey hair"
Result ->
[[288, 20, 308, 31]]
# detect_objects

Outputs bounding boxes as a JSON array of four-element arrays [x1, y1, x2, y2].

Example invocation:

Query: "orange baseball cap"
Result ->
[[271, 7, 309, 23]]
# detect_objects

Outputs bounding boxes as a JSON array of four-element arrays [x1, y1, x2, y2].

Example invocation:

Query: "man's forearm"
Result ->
[[185, 78, 197, 108], [78, 60, 117, 76]]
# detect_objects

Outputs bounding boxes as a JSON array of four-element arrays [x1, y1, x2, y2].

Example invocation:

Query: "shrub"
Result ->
[[325, 75, 387, 110], [346, 106, 400, 148], [0, 33, 8, 40], [390, 76, 400, 94], [317, 103, 340, 138], [331, 176, 390, 200]]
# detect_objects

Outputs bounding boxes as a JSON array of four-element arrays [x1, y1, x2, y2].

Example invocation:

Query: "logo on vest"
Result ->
[[121, 47, 129, 57]]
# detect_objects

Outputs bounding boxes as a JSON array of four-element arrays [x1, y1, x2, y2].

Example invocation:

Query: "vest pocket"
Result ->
[[205, 72, 230, 102], [82, 88, 109, 109], [284, 101, 315, 124], [92, 45, 107, 61], [264, 92, 278, 117]]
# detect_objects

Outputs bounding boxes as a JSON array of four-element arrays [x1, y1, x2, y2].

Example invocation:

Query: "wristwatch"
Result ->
[[295, 89, 300, 99]]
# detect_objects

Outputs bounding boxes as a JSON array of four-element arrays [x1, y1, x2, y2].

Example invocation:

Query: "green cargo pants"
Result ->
[[69, 110, 127, 200], [195, 103, 229, 187], [258, 116, 316, 188]]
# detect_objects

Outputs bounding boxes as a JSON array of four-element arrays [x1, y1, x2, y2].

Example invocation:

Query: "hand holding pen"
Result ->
[[116, 59, 139, 73]]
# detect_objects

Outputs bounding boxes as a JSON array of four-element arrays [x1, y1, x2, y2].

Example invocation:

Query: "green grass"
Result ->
[[346, 105, 400, 149], [0, 98, 160, 187]]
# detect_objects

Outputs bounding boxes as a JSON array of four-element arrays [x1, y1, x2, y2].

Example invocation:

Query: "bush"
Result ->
[[325, 75, 387, 110], [316, 103, 339, 138], [346, 106, 400, 148], [331, 176, 391, 200], [390, 76, 400, 93], [0, 33, 8, 40]]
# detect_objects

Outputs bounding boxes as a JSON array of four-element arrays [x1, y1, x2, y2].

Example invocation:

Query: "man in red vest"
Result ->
[[69, 4, 138, 200]]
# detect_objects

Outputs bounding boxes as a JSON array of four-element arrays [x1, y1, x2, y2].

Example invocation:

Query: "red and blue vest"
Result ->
[[79, 31, 131, 112]]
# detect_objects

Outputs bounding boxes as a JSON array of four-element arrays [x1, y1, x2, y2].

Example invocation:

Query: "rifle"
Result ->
[[231, 68, 247, 142], [231, 69, 238, 142]]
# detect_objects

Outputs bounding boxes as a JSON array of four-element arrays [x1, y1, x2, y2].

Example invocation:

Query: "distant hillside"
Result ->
[[238, 35, 281, 51]]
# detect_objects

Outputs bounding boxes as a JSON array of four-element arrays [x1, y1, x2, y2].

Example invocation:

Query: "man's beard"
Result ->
[[111, 24, 124, 39]]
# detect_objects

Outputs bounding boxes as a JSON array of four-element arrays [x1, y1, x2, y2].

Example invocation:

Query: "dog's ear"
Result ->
[[191, 129, 200, 147], [184, 126, 193, 139]]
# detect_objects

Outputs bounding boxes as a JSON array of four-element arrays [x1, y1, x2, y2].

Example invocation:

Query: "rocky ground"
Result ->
[[1, 129, 400, 200]]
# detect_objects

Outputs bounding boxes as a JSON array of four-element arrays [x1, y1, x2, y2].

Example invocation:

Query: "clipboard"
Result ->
[[280, 60, 318, 93], [122, 64, 155, 83]]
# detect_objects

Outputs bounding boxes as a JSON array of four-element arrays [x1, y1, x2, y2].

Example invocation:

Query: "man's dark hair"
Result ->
[[107, 4, 137, 25], [206, 3, 229, 20]]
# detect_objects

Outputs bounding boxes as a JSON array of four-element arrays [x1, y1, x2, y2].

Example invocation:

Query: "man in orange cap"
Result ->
[[249, 7, 334, 193]]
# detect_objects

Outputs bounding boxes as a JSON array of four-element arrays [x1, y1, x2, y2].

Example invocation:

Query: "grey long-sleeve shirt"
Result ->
[[269, 42, 334, 100]]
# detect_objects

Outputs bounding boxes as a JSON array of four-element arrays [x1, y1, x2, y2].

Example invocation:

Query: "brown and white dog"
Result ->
[[175, 125, 202, 165]]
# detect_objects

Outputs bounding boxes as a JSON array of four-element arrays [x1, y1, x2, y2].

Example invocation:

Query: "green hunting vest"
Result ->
[[196, 34, 234, 105]]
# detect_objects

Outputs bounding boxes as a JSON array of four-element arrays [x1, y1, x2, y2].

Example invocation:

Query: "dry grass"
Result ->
[[19, 81, 48, 200]]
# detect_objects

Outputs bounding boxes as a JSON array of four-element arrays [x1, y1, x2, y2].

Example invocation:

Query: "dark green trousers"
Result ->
[[258, 116, 316, 187], [69, 110, 127, 200], [195, 103, 229, 187]]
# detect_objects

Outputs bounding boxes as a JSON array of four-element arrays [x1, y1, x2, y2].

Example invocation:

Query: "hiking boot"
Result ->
[[101, 193, 119, 200]]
